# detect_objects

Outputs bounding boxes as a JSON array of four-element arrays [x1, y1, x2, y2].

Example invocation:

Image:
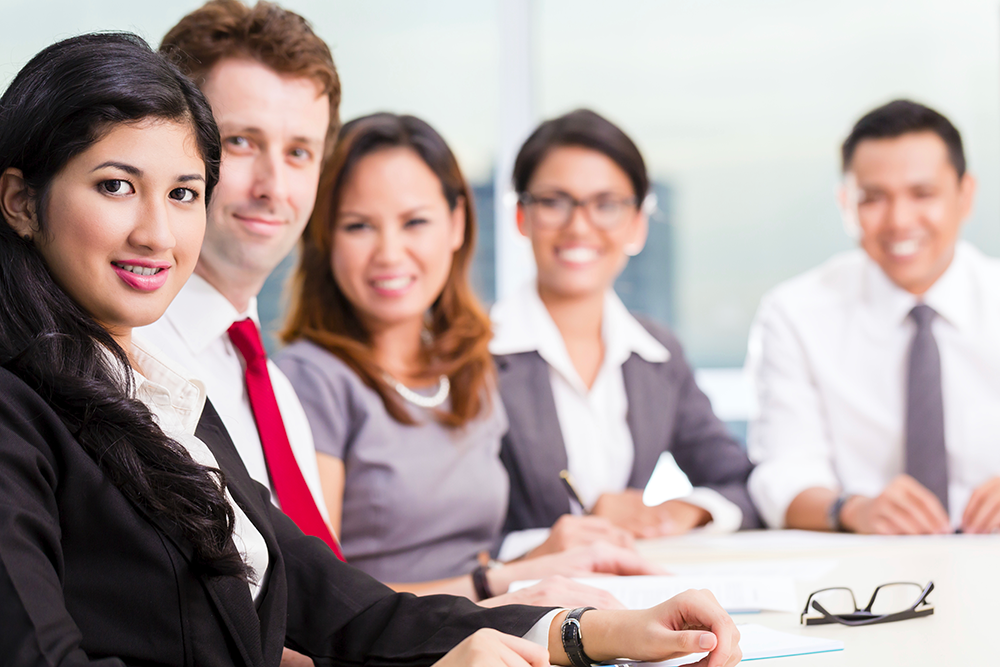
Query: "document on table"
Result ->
[[508, 575, 798, 613], [647, 623, 843, 665], [667, 558, 838, 582]]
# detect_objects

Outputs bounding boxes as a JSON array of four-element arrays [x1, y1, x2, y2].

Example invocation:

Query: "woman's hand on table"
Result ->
[[434, 628, 551, 667], [592, 489, 711, 538], [527, 514, 635, 557], [488, 542, 665, 596], [548, 589, 741, 667]]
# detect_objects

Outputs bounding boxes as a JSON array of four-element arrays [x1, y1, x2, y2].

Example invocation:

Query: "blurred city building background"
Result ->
[[4, 0, 999, 425]]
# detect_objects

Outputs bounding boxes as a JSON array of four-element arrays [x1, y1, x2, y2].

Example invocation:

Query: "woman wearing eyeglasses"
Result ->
[[492, 109, 761, 545]]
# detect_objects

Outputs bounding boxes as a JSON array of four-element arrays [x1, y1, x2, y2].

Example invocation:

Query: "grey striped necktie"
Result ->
[[905, 304, 949, 511]]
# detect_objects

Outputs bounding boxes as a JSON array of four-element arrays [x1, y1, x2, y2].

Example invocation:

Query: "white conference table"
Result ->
[[635, 530, 1000, 666]]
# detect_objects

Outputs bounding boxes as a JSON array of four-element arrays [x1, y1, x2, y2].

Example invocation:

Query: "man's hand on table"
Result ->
[[840, 474, 950, 534], [961, 476, 1000, 533]]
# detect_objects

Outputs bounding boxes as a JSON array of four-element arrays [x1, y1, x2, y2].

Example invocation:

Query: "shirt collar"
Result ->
[[601, 287, 671, 366], [490, 281, 669, 391], [923, 241, 976, 332], [163, 273, 260, 356], [130, 332, 207, 435], [863, 240, 975, 331]]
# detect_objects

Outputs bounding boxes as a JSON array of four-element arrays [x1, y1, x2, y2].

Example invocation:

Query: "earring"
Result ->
[[623, 243, 642, 257]]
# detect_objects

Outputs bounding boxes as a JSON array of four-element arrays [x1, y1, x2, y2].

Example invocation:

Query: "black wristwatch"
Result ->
[[471, 564, 493, 601], [828, 494, 853, 532], [561, 606, 597, 667]]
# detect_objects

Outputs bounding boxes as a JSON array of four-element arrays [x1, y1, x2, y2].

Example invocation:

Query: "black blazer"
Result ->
[[496, 317, 761, 534], [0, 366, 548, 667]]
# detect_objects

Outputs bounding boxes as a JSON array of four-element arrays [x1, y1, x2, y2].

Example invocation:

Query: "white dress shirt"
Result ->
[[137, 274, 329, 522], [130, 334, 269, 599], [491, 281, 742, 528], [746, 241, 1000, 528]]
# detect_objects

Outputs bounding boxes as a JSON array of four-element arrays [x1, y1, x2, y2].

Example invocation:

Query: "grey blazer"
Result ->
[[496, 317, 761, 534]]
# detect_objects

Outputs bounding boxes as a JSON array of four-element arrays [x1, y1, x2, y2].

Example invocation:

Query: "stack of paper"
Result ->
[[651, 624, 843, 665], [509, 574, 798, 613]]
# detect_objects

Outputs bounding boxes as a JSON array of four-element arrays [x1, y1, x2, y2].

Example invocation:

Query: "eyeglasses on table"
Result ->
[[800, 581, 935, 627]]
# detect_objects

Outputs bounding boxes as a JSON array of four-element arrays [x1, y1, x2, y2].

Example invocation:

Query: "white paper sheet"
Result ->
[[508, 574, 798, 613], [648, 623, 844, 665], [641, 529, 882, 554], [667, 558, 838, 583]]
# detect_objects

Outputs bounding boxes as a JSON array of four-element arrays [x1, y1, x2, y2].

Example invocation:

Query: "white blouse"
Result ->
[[491, 282, 742, 529], [130, 334, 270, 599]]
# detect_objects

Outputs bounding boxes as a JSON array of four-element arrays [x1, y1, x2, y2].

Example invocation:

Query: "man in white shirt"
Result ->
[[139, 0, 339, 532], [746, 99, 1000, 535]]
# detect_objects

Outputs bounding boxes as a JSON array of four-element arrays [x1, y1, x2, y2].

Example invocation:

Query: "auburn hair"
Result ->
[[281, 113, 493, 427], [160, 0, 341, 158]]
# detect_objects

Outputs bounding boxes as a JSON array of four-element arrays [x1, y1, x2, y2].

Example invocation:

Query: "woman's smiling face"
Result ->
[[32, 119, 207, 341], [330, 147, 465, 332], [518, 145, 647, 302]]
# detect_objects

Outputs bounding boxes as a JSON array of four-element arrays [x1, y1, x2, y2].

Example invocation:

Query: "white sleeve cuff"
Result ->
[[522, 608, 563, 647], [678, 487, 743, 533], [748, 460, 840, 528]]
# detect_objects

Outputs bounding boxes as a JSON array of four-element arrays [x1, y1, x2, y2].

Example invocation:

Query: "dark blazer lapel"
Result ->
[[194, 400, 273, 667], [622, 353, 672, 489], [111, 495, 272, 667], [497, 352, 572, 525]]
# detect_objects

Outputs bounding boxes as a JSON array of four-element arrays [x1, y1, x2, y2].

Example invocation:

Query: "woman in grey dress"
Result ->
[[276, 113, 650, 607]]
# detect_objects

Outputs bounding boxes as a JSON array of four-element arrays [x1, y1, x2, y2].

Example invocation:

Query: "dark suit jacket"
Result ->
[[496, 317, 761, 534], [0, 366, 548, 667]]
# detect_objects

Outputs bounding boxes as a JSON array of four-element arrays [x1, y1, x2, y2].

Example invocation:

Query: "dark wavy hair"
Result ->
[[0, 33, 246, 578]]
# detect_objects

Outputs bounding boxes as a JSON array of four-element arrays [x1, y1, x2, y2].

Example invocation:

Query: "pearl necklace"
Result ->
[[383, 373, 450, 409]]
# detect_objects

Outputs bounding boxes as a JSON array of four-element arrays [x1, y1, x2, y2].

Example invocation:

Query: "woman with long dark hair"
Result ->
[[0, 34, 739, 667]]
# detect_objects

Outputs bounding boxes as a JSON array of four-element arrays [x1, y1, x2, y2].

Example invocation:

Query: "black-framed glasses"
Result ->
[[801, 581, 934, 626], [518, 191, 638, 230]]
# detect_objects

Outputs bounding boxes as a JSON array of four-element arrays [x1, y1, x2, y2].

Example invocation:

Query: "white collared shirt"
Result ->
[[746, 241, 1000, 528], [491, 281, 741, 529], [137, 274, 329, 523], [130, 334, 269, 599]]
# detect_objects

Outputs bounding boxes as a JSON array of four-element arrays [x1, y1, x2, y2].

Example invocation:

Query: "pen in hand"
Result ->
[[559, 469, 590, 515]]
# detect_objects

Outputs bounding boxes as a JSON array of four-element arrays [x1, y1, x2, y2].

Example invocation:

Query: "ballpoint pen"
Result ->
[[559, 469, 589, 514]]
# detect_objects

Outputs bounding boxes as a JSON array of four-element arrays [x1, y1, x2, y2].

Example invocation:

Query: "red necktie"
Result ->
[[227, 318, 344, 560]]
